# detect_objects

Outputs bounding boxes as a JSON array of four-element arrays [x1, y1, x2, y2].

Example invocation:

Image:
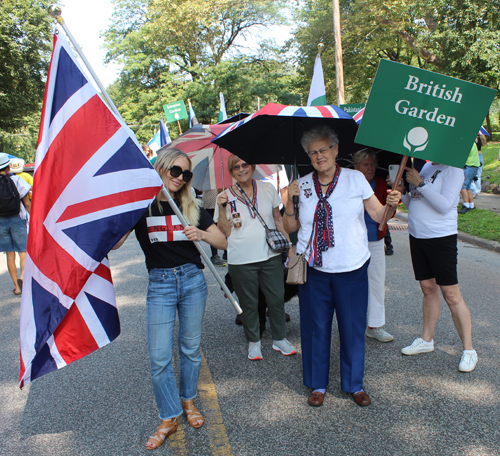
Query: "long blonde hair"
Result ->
[[154, 147, 200, 226]]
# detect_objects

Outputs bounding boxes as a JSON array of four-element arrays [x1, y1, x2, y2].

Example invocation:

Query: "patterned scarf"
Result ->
[[309, 166, 341, 267]]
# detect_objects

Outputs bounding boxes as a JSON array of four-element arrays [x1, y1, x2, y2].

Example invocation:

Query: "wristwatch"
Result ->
[[418, 181, 426, 188]]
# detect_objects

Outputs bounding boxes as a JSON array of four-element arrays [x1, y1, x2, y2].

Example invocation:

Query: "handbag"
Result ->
[[235, 183, 291, 253], [286, 234, 313, 285]]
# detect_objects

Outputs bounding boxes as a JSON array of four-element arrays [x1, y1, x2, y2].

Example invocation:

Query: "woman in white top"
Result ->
[[397, 162, 477, 372], [284, 125, 401, 408], [215, 154, 295, 361]]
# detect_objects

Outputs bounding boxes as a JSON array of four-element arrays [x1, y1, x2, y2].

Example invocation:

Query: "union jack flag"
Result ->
[[19, 26, 163, 388]]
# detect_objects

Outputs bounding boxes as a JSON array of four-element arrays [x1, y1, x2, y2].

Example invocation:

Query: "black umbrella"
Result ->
[[212, 103, 359, 166]]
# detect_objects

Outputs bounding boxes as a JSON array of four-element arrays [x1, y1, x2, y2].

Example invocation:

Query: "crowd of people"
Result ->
[[115, 127, 479, 450], [3, 125, 480, 450]]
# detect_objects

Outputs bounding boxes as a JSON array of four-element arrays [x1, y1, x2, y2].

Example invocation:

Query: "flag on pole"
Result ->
[[307, 53, 327, 106], [148, 131, 161, 152], [160, 119, 171, 146], [217, 92, 227, 122], [189, 100, 199, 128], [19, 25, 163, 388]]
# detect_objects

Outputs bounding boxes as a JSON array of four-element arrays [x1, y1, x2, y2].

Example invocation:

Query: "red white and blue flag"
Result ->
[[19, 26, 163, 388]]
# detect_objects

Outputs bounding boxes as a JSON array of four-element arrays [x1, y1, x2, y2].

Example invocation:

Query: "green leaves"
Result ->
[[0, 0, 54, 131]]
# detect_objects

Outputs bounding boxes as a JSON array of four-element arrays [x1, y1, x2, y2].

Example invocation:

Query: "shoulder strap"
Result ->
[[235, 182, 269, 230]]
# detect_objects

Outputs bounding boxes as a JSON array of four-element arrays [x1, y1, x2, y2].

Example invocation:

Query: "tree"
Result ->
[[0, 0, 54, 131], [292, 0, 500, 104], [103, 0, 296, 142]]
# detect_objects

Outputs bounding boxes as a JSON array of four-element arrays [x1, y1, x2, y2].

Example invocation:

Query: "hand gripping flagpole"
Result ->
[[47, 5, 242, 315], [160, 187, 242, 314]]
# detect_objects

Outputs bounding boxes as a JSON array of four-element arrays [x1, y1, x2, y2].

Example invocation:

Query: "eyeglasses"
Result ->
[[168, 165, 193, 182], [308, 145, 334, 157], [231, 163, 251, 171]]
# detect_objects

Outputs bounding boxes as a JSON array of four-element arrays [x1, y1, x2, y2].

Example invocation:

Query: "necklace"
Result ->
[[319, 181, 332, 186]]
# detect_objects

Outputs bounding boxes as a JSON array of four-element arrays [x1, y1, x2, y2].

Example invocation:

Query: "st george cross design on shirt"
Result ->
[[147, 215, 188, 243]]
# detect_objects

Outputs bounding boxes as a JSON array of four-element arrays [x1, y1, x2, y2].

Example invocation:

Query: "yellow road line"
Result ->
[[197, 349, 233, 456], [169, 349, 232, 455]]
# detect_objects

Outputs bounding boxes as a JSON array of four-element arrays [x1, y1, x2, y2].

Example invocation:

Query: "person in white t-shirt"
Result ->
[[284, 126, 401, 408], [397, 162, 478, 373], [0, 153, 31, 295], [215, 154, 295, 361]]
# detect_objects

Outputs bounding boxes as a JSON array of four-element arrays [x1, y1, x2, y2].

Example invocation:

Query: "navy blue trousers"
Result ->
[[298, 260, 369, 392]]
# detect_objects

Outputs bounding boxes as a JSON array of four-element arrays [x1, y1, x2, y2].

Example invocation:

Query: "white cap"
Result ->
[[0, 153, 11, 170]]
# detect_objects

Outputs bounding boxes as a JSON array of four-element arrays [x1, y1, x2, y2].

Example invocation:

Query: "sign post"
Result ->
[[340, 103, 365, 116], [356, 59, 496, 228], [163, 100, 188, 134]]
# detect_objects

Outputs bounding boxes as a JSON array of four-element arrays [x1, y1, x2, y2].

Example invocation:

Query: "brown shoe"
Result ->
[[308, 391, 325, 407], [352, 390, 371, 406]]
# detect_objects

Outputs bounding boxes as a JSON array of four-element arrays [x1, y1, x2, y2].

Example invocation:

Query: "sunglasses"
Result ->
[[231, 163, 251, 171], [168, 165, 193, 182]]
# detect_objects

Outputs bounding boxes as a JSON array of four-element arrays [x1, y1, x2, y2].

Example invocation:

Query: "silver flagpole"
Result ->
[[47, 5, 242, 314], [160, 187, 242, 314]]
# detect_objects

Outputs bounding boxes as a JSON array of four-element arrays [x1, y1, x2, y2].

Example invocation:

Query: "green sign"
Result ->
[[163, 100, 188, 123], [355, 60, 496, 168], [340, 103, 365, 115]]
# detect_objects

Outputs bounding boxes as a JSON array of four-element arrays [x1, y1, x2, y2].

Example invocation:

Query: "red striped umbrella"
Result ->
[[167, 124, 280, 190]]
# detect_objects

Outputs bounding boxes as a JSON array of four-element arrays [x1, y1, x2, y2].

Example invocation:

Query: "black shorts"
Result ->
[[409, 234, 458, 286]]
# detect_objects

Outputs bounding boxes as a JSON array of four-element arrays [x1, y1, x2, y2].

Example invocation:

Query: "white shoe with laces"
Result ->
[[459, 350, 478, 372], [401, 337, 434, 355]]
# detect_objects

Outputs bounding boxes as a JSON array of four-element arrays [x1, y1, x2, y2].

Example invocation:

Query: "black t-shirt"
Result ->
[[134, 200, 214, 271]]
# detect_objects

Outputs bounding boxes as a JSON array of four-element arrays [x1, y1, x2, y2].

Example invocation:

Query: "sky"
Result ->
[[60, 0, 291, 90]]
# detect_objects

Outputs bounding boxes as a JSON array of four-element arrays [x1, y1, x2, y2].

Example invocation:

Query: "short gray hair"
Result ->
[[352, 148, 377, 166], [300, 125, 339, 153]]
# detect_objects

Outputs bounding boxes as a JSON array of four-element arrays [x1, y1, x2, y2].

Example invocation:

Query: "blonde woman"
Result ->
[[114, 148, 227, 450]]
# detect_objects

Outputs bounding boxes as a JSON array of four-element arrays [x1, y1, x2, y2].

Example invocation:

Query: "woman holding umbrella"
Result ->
[[283, 125, 401, 407], [215, 154, 296, 361]]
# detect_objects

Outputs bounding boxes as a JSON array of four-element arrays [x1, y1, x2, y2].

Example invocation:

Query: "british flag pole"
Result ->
[[47, 5, 242, 315]]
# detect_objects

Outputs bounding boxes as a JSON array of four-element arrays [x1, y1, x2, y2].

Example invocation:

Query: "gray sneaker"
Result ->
[[272, 338, 297, 356], [366, 327, 394, 342], [211, 255, 226, 267], [401, 337, 434, 355], [248, 341, 263, 360]]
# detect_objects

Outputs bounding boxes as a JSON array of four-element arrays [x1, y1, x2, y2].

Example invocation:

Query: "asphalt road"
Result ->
[[1, 222, 499, 456]]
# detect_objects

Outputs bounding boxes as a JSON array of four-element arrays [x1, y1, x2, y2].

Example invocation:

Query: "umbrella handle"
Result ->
[[293, 195, 299, 220]]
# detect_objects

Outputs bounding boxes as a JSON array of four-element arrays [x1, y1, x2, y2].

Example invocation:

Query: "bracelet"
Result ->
[[283, 208, 296, 216]]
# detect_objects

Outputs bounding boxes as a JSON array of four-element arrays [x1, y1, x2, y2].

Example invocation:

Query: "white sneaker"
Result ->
[[365, 327, 394, 342], [459, 350, 478, 372], [248, 341, 263, 360], [272, 338, 297, 356], [401, 338, 434, 355]]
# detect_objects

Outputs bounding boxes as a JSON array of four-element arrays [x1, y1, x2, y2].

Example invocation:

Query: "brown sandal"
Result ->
[[145, 417, 178, 450], [182, 399, 204, 428]]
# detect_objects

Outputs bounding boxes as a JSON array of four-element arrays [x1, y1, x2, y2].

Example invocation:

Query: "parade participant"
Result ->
[[353, 149, 394, 343], [114, 148, 227, 450], [0, 153, 31, 295], [215, 154, 295, 361], [398, 162, 477, 372], [284, 125, 401, 407]]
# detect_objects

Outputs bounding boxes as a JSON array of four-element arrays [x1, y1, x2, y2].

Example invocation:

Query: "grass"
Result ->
[[481, 142, 500, 187], [457, 207, 500, 242]]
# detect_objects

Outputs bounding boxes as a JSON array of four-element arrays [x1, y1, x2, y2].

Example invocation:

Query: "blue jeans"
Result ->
[[146, 263, 207, 420]]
